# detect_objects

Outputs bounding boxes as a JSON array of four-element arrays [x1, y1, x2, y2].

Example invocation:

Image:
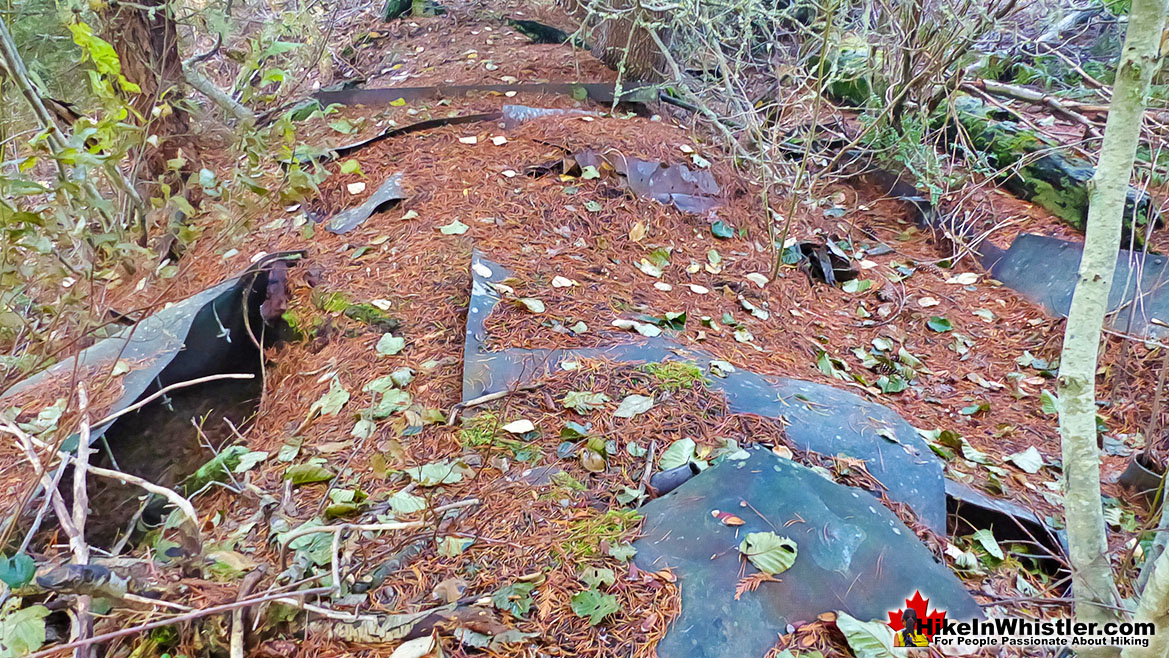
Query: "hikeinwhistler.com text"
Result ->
[[925, 618, 1155, 648]]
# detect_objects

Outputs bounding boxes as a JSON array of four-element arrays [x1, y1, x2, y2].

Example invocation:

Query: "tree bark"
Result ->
[[1125, 544, 1169, 658], [100, 0, 189, 178], [1057, 0, 1168, 646]]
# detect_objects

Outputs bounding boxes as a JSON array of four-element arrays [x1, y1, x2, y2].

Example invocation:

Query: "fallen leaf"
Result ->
[[972, 528, 1004, 559], [918, 297, 940, 308], [516, 297, 545, 313], [745, 273, 769, 288], [614, 394, 654, 418], [439, 219, 469, 235], [458, 136, 478, 144], [389, 635, 436, 658], [552, 276, 577, 288], [612, 319, 662, 337], [738, 531, 798, 575], [687, 284, 709, 294], [711, 509, 745, 526], [946, 272, 979, 285], [502, 419, 536, 434], [1006, 446, 1044, 474], [629, 221, 647, 242], [570, 589, 619, 625], [376, 334, 406, 356], [654, 282, 672, 291], [836, 611, 899, 658], [563, 391, 610, 413]]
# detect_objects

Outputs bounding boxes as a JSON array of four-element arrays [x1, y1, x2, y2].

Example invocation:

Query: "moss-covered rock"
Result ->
[[946, 95, 1155, 237]]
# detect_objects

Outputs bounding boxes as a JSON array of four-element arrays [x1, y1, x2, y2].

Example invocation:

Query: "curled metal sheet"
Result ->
[[326, 173, 407, 234], [982, 233, 1169, 339], [462, 252, 946, 531]]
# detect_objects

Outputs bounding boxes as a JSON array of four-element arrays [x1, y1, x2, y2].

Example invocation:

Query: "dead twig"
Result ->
[[277, 499, 481, 569], [70, 383, 93, 658], [25, 586, 333, 658], [230, 567, 267, 658], [445, 387, 539, 426], [92, 373, 255, 431]]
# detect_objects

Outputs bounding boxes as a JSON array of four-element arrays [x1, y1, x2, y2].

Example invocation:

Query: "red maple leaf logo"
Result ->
[[887, 591, 947, 640]]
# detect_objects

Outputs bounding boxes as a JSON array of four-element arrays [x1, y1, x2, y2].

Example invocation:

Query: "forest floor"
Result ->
[[2, 0, 1166, 656]]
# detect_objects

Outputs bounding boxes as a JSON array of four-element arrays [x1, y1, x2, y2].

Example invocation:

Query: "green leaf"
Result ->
[[738, 532, 798, 575], [0, 602, 49, 656], [613, 394, 654, 418], [659, 438, 697, 470], [580, 165, 600, 179], [405, 459, 467, 486], [927, 316, 953, 332], [0, 553, 36, 588], [960, 401, 990, 416], [711, 220, 734, 239], [277, 437, 303, 462], [836, 611, 899, 658], [376, 334, 406, 356], [842, 279, 872, 293], [563, 391, 610, 414], [309, 378, 350, 416], [1006, 446, 1044, 474], [491, 581, 536, 618], [438, 219, 469, 235], [340, 159, 364, 175], [584, 200, 602, 212], [284, 463, 335, 485], [876, 375, 907, 394], [972, 528, 1004, 559], [436, 536, 473, 557], [372, 389, 412, 418], [579, 567, 615, 589], [1040, 389, 1059, 415], [516, 297, 545, 313], [608, 542, 637, 562], [388, 489, 427, 514], [570, 589, 620, 625], [232, 450, 269, 474], [561, 421, 590, 439]]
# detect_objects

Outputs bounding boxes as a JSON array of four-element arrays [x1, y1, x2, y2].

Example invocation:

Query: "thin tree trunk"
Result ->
[[1057, 0, 1168, 644], [1126, 544, 1169, 658]]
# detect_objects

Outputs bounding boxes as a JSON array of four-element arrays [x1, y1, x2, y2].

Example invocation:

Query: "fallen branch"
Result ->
[[229, 568, 266, 658], [277, 499, 481, 569], [181, 62, 256, 124], [445, 387, 539, 426], [69, 384, 93, 658], [25, 586, 333, 658], [93, 373, 256, 431], [963, 79, 1102, 137]]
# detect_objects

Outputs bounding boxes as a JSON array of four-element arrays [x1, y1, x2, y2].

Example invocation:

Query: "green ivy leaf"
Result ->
[[711, 220, 734, 239], [570, 589, 620, 625], [491, 581, 536, 618]]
